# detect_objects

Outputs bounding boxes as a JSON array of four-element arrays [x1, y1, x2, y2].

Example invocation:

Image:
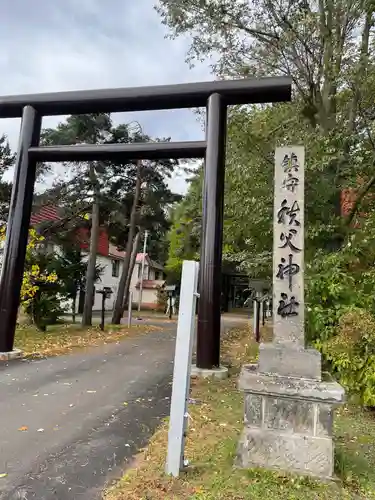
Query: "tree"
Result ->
[[53, 246, 104, 323], [0, 227, 59, 331], [157, 0, 375, 236], [111, 160, 142, 324], [42, 114, 113, 326], [23, 252, 63, 331], [123, 230, 141, 312], [109, 147, 180, 324], [0, 134, 15, 221], [41, 116, 181, 325], [166, 168, 203, 281], [165, 100, 361, 278]]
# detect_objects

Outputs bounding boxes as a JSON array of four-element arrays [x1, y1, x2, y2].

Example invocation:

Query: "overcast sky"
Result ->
[[0, 0, 212, 193]]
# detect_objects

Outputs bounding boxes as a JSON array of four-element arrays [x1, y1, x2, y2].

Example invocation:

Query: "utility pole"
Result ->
[[138, 230, 149, 311]]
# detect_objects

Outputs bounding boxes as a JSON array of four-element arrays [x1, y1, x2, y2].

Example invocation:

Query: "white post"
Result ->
[[127, 291, 133, 328], [166, 260, 199, 477], [138, 230, 149, 312]]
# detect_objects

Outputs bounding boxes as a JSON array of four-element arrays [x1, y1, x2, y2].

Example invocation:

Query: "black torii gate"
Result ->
[[0, 77, 291, 368]]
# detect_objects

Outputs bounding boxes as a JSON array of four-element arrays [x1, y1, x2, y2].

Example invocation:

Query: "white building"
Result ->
[[27, 206, 166, 313], [84, 244, 166, 312]]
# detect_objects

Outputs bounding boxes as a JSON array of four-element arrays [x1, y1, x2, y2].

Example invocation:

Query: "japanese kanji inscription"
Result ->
[[273, 146, 305, 344]]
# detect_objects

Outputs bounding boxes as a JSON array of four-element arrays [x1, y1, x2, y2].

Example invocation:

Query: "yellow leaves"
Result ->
[[18, 426, 28, 432], [0, 227, 60, 305], [31, 264, 40, 276], [46, 272, 58, 283]]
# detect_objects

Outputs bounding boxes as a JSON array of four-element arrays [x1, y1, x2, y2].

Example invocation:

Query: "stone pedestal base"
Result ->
[[191, 365, 228, 380], [237, 364, 345, 479], [0, 349, 23, 362]]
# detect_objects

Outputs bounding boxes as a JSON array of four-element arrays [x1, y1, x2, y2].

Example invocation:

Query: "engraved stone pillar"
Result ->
[[237, 146, 345, 479]]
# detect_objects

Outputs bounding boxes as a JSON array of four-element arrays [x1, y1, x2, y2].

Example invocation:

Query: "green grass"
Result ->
[[335, 405, 375, 492], [14, 322, 160, 358], [105, 326, 375, 500]]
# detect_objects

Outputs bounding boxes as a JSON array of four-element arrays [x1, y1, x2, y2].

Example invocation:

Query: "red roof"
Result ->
[[30, 205, 61, 225], [30, 205, 110, 257], [30, 206, 164, 266]]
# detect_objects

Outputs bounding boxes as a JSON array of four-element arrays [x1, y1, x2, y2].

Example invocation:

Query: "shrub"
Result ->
[[305, 228, 375, 405], [322, 308, 375, 406], [306, 250, 355, 346]]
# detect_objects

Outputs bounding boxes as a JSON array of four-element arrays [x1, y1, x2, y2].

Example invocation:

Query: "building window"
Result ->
[[112, 260, 120, 277], [138, 263, 148, 279]]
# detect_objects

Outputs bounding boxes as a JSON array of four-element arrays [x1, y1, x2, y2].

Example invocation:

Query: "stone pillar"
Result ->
[[237, 146, 345, 479]]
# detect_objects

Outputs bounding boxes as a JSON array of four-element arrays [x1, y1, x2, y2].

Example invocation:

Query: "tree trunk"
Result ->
[[72, 293, 76, 324], [112, 161, 142, 324], [122, 230, 141, 315], [82, 166, 100, 326]]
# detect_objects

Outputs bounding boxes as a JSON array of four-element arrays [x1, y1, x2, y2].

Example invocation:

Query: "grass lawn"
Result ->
[[105, 326, 375, 500], [14, 322, 161, 358]]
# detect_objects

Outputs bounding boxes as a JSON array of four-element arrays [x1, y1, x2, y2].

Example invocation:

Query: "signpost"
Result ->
[[166, 261, 199, 477], [96, 287, 113, 331]]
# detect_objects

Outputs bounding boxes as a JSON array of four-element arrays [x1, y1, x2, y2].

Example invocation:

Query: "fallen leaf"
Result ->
[[37, 428, 44, 432], [0, 473, 7, 478], [123, 402, 128, 406], [86, 390, 97, 394], [18, 426, 28, 432]]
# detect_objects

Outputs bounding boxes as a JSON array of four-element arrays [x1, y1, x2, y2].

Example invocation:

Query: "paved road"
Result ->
[[0, 317, 249, 499]]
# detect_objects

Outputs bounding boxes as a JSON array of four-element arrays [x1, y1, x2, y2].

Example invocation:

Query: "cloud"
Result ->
[[0, 0, 211, 193]]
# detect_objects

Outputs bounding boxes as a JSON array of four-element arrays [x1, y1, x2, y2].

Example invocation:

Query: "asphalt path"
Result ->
[[0, 316, 248, 499]]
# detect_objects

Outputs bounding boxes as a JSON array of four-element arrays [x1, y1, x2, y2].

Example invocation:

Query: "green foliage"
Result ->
[[166, 103, 350, 279], [24, 284, 64, 332], [22, 251, 64, 332], [305, 251, 356, 346], [306, 210, 375, 404], [166, 169, 203, 281], [324, 309, 375, 406], [53, 246, 103, 321], [0, 134, 15, 221]]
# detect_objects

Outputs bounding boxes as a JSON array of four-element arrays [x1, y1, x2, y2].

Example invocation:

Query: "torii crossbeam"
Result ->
[[0, 77, 291, 367]]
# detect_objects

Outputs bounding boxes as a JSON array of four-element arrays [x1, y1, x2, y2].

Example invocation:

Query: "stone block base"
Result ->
[[191, 365, 228, 380], [0, 349, 23, 362], [237, 364, 345, 479], [237, 426, 333, 478], [259, 343, 322, 380]]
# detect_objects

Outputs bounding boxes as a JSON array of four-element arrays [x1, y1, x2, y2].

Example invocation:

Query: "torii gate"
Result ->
[[0, 77, 291, 368]]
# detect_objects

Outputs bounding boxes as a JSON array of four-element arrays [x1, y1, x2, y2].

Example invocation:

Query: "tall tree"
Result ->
[[111, 159, 142, 324], [42, 114, 120, 326], [42, 117, 180, 325], [109, 147, 180, 324], [0, 134, 15, 221], [157, 0, 375, 237], [123, 230, 141, 312]]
